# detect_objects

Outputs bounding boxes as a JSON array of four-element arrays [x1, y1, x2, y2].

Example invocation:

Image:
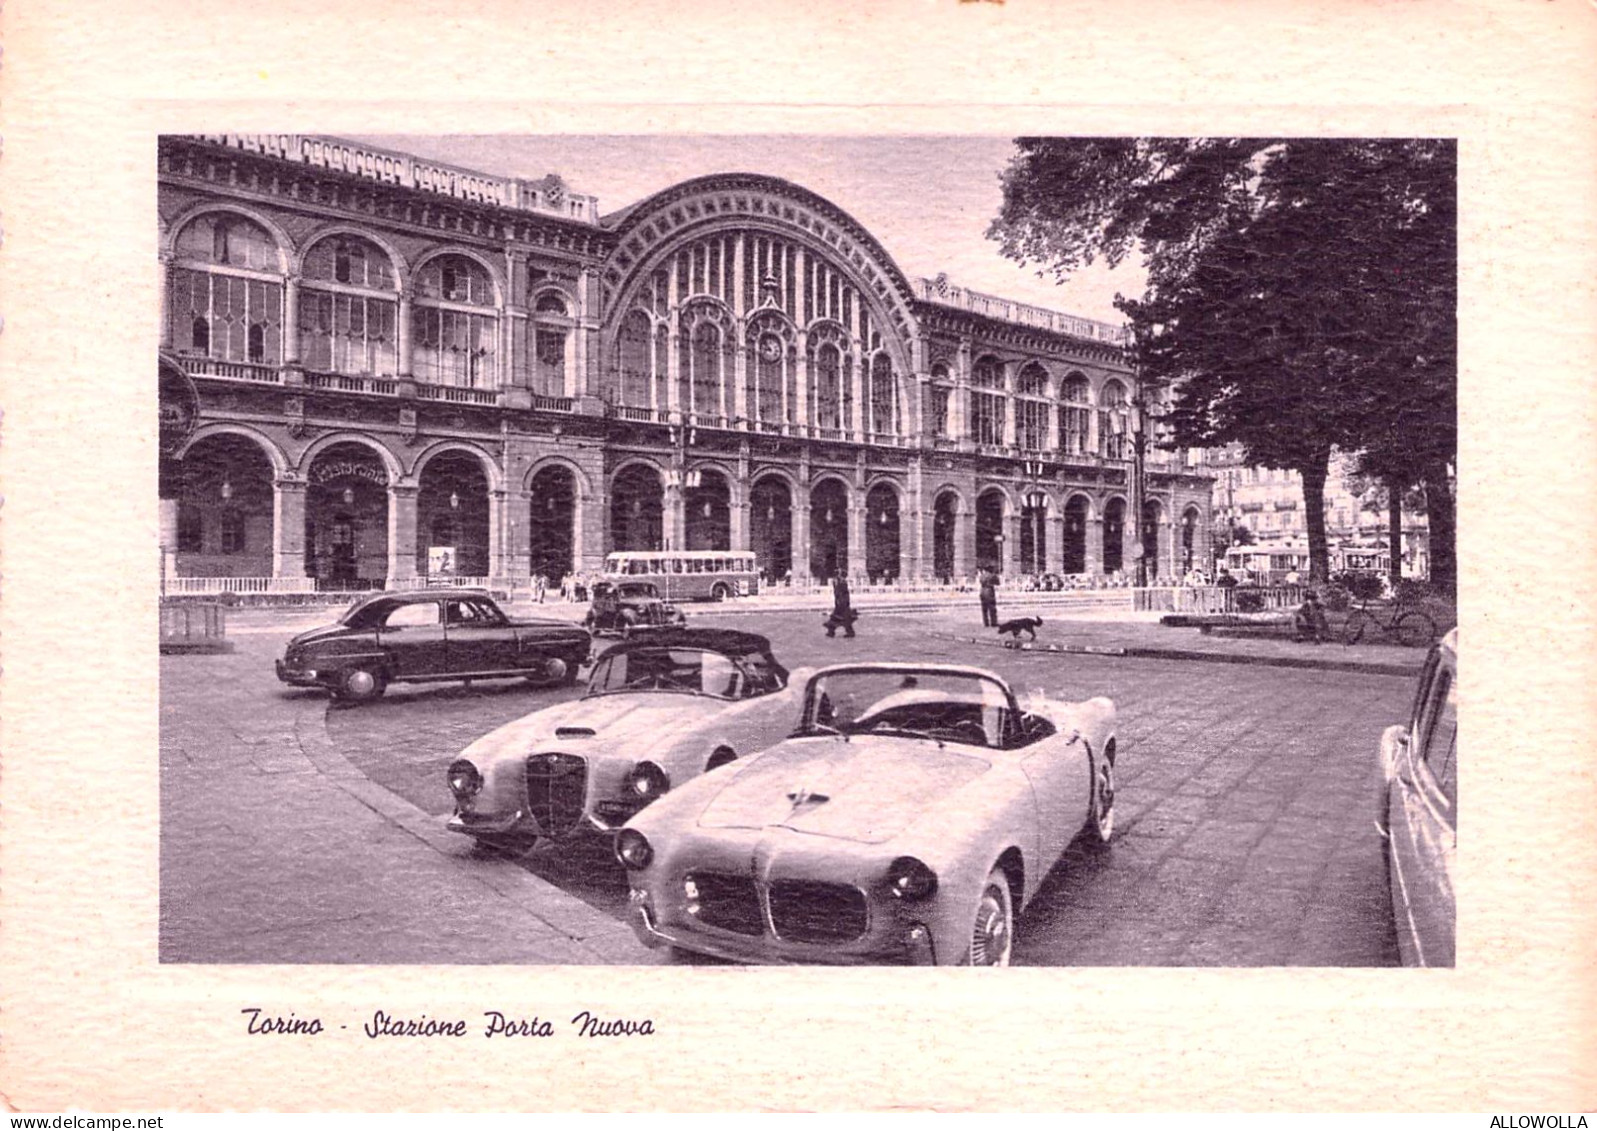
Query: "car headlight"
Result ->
[[886, 856, 938, 901], [623, 761, 670, 802], [615, 828, 654, 870], [447, 759, 482, 801]]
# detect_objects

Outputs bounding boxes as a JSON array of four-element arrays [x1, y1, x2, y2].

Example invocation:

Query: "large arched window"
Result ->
[[531, 291, 572, 398], [412, 255, 498, 388], [169, 213, 284, 365], [868, 353, 896, 437], [1015, 362, 1051, 451], [617, 308, 655, 409], [680, 302, 734, 422], [299, 235, 398, 377], [747, 314, 794, 431], [1100, 379, 1131, 460], [1060, 372, 1092, 456], [970, 356, 1006, 447], [815, 343, 843, 433]]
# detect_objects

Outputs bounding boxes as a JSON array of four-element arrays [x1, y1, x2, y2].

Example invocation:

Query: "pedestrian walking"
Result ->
[[823, 576, 857, 638], [978, 567, 999, 627]]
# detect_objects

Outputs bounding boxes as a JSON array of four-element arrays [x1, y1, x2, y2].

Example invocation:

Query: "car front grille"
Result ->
[[768, 880, 869, 943], [685, 871, 764, 936], [523, 753, 588, 839]]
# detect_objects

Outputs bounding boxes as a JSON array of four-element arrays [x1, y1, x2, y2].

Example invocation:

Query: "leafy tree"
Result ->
[[989, 138, 1455, 589]]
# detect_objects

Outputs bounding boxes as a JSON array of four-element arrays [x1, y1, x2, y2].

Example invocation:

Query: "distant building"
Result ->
[[1208, 446, 1430, 577], [157, 133, 1214, 591]]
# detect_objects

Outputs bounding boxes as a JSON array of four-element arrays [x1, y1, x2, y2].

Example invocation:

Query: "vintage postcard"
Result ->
[[2, 0, 1593, 1113]]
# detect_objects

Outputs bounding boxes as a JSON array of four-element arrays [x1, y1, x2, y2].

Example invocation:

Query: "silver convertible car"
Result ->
[[614, 663, 1118, 966], [446, 628, 808, 850]]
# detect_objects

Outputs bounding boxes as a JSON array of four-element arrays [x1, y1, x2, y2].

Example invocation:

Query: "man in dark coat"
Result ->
[[824, 576, 856, 638], [978, 568, 999, 628]]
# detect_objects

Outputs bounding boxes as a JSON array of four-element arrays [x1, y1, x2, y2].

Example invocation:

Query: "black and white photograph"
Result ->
[[3, 0, 1593, 1115], [157, 133, 1457, 969]]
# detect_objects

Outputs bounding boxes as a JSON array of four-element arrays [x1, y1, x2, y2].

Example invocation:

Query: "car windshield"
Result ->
[[617, 584, 658, 600], [800, 668, 1016, 748], [586, 647, 750, 699]]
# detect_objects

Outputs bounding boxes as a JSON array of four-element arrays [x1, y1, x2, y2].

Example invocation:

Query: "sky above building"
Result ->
[[353, 135, 1144, 325]]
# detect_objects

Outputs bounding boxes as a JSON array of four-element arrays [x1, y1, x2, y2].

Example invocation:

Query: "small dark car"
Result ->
[[583, 580, 687, 637], [276, 589, 591, 703]]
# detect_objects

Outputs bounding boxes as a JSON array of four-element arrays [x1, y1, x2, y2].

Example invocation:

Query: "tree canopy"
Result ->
[[988, 137, 1456, 590]]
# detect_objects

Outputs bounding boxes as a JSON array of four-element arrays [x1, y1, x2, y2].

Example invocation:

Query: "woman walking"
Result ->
[[823, 575, 857, 638]]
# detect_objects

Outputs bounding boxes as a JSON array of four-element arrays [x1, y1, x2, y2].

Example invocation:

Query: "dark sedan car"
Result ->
[[276, 589, 591, 703], [583, 580, 687, 637]]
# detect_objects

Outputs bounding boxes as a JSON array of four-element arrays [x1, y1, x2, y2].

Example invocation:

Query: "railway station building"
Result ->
[[157, 134, 1215, 591]]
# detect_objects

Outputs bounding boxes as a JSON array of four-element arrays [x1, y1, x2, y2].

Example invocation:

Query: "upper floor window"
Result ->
[[169, 213, 284, 365], [413, 256, 498, 387], [1100, 379, 1131, 460], [299, 236, 398, 376], [532, 291, 572, 398], [220, 509, 247, 554], [929, 362, 953, 439], [302, 236, 396, 290], [415, 255, 496, 306], [1015, 362, 1050, 450], [174, 214, 280, 272], [971, 390, 1006, 447], [972, 356, 1004, 389], [815, 343, 844, 432], [1059, 373, 1092, 456]]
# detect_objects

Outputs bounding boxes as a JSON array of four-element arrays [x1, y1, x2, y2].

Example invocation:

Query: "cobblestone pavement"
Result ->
[[165, 602, 1416, 966]]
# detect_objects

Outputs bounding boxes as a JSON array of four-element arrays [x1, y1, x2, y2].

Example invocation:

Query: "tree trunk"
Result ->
[[1386, 474, 1404, 586], [1300, 455, 1332, 584], [1423, 463, 1456, 595]]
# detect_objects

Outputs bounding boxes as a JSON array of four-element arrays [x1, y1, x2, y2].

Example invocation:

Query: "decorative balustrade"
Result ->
[[531, 394, 575, 413], [914, 277, 1131, 345], [162, 576, 318, 595], [608, 404, 665, 423], [178, 356, 282, 384], [418, 384, 498, 406], [304, 371, 399, 396]]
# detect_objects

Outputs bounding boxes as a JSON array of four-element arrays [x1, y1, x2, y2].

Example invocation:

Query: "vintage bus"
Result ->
[[602, 550, 760, 602]]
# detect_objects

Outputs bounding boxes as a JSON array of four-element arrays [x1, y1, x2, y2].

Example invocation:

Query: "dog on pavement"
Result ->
[[995, 615, 1043, 645]]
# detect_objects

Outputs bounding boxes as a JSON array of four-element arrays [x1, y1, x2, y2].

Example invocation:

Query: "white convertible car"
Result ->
[[445, 628, 808, 850], [615, 662, 1118, 966]]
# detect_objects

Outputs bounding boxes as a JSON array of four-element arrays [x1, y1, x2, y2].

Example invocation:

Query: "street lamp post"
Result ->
[[1131, 375, 1149, 589]]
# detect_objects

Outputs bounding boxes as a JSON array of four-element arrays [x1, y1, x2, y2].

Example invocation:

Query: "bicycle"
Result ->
[[1340, 598, 1438, 647]]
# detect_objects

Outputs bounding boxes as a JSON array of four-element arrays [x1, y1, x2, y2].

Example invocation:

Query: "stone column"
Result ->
[[158, 254, 174, 349], [1160, 518, 1176, 585], [159, 495, 180, 582], [386, 483, 419, 582], [666, 330, 681, 418], [272, 477, 308, 578], [792, 483, 811, 584], [397, 291, 414, 380], [1003, 366, 1018, 448], [954, 338, 973, 441], [794, 330, 810, 435], [664, 483, 685, 552], [951, 504, 971, 581], [1005, 510, 1023, 578], [283, 277, 302, 365], [488, 488, 509, 578], [849, 342, 865, 440], [848, 504, 866, 583], [1046, 509, 1066, 575], [733, 324, 749, 426], [1089, 516, 1106, 577], [574, 267, 596, 399], [731, 495, 751, 553], [508, 490, 534, 580]]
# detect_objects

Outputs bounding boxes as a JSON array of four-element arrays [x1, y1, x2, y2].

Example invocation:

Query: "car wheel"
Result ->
[[468, 835, 538, 859], [710, 583, 731, 602], [524, 655, 571, 689], [335, 665, 386, 703], [1396, 612, 1438, 648], [705, 747, 737, 773], [966, 867, 1014, 967], [1088, 755, 1116, 846]]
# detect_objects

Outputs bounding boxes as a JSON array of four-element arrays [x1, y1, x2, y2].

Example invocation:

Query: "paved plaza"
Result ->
[[161, 598, 1420, 966]]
